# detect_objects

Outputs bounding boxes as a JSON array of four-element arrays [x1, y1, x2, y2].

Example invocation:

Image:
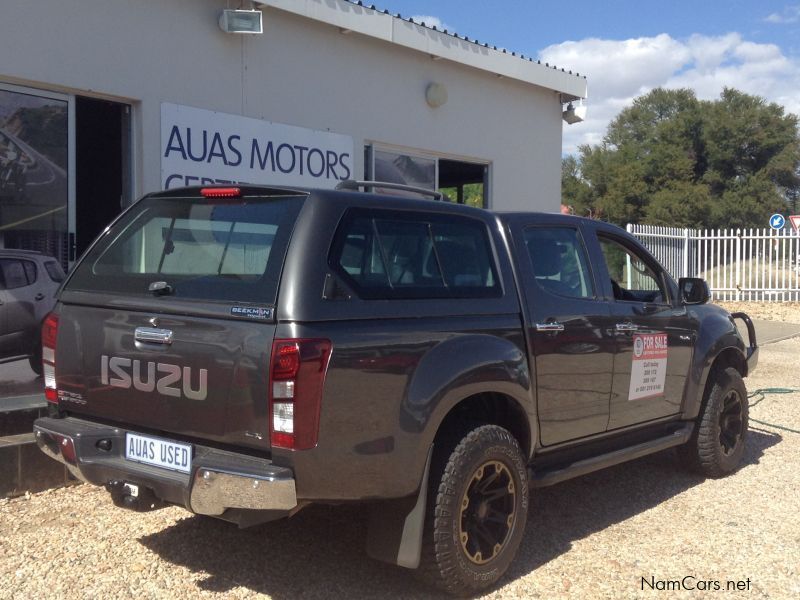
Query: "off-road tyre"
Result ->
[[678, 366, 748, 477], [418, 424, 528, 596]]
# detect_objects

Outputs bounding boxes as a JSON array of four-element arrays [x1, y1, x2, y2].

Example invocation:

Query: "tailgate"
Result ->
[[55, 303, 275, 450], [51, 187, 308, 451]]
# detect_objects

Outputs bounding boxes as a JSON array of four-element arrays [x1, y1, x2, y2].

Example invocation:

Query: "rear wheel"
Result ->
[[419, 424, 528, 596], [678, 366, 748, 477], [29, 341, 43, 376]]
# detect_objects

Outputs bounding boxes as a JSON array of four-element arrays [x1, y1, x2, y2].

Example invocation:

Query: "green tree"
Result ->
[[562, 87, 800, 229]]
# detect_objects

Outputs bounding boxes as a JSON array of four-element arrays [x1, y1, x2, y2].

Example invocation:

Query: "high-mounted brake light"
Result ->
[[200, 187, 241, 198], [269, 339, 332, 450], [42, 312, 59, 403]]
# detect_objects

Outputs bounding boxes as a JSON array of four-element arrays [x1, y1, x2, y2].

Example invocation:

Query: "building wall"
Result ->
[[0, 0, 563, 211]]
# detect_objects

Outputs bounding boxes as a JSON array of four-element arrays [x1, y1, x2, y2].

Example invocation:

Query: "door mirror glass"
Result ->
[[678, 277, 710, 304]]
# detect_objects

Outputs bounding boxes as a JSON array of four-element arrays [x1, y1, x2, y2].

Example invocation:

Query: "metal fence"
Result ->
[[628, 224, 800, 302]]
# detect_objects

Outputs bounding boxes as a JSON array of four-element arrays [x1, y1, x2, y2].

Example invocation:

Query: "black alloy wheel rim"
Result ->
[[719, 389, 744, 455], [459, 460, 516, 565]]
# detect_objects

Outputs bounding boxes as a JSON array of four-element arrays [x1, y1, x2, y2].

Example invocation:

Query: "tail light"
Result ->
[[269, 338, 332, 450], [42, 312, 59, 403]]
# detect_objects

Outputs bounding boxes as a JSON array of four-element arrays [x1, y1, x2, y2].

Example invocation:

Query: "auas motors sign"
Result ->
[[161, 103, 353, 190]]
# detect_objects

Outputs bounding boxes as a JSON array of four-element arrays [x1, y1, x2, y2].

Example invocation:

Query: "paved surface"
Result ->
[[750, 319, 800, 345]]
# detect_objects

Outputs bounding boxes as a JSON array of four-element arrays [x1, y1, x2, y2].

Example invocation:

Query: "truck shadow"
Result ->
[[506, 428, 779, 584], [138, 429, 779, 599]]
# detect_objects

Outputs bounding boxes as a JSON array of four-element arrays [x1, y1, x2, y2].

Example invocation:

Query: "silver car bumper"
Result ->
[[34, 416, 297, 516]]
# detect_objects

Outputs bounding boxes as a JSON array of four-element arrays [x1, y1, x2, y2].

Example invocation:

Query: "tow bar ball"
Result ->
[[105, 480, 165, 512]]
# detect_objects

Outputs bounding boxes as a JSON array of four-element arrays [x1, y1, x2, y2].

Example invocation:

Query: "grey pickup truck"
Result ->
[[34, 183, 757, 595]]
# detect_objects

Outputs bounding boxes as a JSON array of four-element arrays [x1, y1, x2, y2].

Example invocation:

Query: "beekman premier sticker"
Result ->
[[629, 333, 667, 401]]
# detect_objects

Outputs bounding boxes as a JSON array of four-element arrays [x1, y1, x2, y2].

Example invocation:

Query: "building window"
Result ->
[[366, 145, 489, 208]]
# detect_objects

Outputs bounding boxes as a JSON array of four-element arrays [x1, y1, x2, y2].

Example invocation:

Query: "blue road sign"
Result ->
[[770, 214, 786, 230]]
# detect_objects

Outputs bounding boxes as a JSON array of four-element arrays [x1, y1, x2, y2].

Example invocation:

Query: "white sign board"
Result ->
[[161, 103, 354, 190], [629, 333, 668, 401]]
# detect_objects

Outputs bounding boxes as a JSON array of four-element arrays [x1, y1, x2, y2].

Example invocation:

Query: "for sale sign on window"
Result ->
[[629, 333, 668, 401]]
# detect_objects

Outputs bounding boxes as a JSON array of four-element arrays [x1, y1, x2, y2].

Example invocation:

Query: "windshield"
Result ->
[[67, 194, 305, 303]]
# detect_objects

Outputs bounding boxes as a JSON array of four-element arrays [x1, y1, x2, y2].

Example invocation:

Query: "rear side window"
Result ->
[[67, 195, 305, 303], [44, 261, 66, 283], [330, 209, 501, 299]]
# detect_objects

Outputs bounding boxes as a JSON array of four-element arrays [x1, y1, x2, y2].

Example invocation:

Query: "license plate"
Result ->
[[125, 433, 192, 474]]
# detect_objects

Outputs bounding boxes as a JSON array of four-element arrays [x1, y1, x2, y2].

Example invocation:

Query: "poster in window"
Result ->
[[373, 149, 435, 197]]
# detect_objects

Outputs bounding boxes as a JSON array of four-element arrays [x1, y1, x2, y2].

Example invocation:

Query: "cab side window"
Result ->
[[598, 236, 667, 303], [330, 210, 501, 299], [524, 227, 594, 299]]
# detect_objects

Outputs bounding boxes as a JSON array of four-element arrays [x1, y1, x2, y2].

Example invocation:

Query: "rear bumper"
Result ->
[[33, 416, 296, 516]]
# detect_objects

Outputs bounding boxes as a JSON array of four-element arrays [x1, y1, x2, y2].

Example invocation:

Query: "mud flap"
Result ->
[[365, 444, 433, 569]]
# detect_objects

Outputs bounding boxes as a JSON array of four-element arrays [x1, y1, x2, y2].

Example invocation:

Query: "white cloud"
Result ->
[[409, 14, 453, 32], [764, 5, 800, 24], [540, 33, 800, 154]]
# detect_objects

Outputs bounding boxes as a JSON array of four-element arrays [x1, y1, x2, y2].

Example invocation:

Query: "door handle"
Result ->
[[615, 322, 639, 332], [134, 327, 173, 345], [535, 322, 565, 332], [35, 293, 45, 301]]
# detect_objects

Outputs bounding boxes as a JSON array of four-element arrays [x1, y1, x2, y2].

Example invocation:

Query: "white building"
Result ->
[[0, 0, 587, 270]]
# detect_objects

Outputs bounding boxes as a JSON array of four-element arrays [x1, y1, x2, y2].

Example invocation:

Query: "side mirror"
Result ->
[[678, 277, 710, 305]]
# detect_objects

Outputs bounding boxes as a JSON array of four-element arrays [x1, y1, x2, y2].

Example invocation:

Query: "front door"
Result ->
[[595, 234, 696, 430], [514, 223, 615, 446]]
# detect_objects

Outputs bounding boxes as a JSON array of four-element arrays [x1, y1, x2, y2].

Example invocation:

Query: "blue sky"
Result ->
[[381, 1, 800, 153]]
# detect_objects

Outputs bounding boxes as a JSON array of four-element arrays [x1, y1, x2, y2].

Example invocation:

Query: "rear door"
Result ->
[[56, 189, 307, 450], [510, 221, 615, 446]]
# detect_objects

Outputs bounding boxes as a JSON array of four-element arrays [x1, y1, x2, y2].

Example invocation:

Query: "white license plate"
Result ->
[[125, 433, 192, 474]]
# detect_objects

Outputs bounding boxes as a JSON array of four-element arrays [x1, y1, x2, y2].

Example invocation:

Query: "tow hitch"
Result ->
[[106, 480, 165, 512]]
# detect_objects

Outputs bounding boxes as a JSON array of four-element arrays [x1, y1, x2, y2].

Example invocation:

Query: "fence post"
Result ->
[[735, 229, 741, 301], [682, 228, 690, 278]]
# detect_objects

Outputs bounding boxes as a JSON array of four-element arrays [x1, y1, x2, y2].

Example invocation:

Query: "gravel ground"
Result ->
[[2, 341, 799, 599], [716, 301, 800, 323]]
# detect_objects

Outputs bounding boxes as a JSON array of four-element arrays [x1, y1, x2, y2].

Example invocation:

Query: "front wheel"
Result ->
[[678, 366, 748, 477], [419, 424, 528, 596]]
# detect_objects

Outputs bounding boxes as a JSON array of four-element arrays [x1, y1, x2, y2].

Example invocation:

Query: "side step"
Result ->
[[529, 424, 693, 488]]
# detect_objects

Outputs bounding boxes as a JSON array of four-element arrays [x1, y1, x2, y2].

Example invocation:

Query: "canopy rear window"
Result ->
[[67, 194, 305, 303]]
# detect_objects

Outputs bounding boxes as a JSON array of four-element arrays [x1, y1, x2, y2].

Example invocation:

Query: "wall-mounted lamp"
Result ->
[[426, 82, 448, 108], [219, 9, 263, 34], [562, 100, 587, 124]]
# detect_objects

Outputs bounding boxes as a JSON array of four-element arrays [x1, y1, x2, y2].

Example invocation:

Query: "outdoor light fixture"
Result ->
[[219, 9, 263, 34], [562, 100, 587, 124], [425, 82, 448, 108]]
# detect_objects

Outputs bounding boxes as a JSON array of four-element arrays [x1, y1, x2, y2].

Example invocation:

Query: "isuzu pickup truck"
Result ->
[[34, 183, 757, 595]]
